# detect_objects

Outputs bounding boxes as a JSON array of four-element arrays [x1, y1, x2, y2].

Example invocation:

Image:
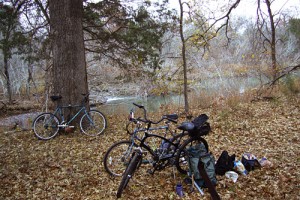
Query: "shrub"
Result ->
[[280, 75, 300, 95]]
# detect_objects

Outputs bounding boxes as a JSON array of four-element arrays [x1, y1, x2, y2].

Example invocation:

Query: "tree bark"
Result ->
[[49, 0, 89, 122], [3, 54, 12, 103], [257, 0, 278, 80], [265, 0, 277, 79], [179, 0, 189, 114]]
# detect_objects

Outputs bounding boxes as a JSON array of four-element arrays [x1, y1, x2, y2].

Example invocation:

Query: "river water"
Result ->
[[97, 75, 265, 115], [98, 95, 183, 115]]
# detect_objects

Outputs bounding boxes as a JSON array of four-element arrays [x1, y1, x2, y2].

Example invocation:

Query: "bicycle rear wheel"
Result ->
[[32, 113, 60, 140], [80, 110, 107, 136], [175, 137, 209, 174], [116, 153, 142, 198], [103, 140, 137, 177]]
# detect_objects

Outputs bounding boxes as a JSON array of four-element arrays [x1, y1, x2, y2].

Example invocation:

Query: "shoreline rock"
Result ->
[[0, 112, 41, 131]]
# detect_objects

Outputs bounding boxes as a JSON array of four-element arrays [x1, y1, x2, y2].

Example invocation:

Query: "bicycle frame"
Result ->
[[141, 132, 180, 155], [139, 130, 187, 172], [117, 104, 211, 198], [124, 120, 172, 163], [124, 103, 183, 169], [33, 93, 107, 140], [53, 104, 87, 128], [125, 118, 186, 172]]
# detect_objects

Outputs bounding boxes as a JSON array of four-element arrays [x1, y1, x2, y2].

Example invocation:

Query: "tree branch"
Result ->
[[269, 64, 300, 86]]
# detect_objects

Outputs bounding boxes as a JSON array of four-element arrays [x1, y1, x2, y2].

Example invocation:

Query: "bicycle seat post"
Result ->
[[58, 107, 65, 124]]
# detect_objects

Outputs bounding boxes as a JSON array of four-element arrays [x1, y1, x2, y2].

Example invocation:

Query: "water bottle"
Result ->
[[176, 183, 184, 197], [234, 160, 248, 175]]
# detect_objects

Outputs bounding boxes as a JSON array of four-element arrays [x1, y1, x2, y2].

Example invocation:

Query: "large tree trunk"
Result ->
[[49, 0, 89, 122]]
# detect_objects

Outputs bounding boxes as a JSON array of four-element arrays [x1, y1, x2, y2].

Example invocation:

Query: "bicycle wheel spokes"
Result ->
[[33, 113, 60, 140], [80, 110, 107, 136], [103, 141, 137, 177]]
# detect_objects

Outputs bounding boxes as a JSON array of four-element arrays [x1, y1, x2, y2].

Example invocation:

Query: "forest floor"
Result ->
[[0, 94, 299, 199]]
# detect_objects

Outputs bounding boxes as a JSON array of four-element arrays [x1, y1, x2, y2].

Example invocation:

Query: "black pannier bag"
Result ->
[[189, 114, 211, 137], [241, 153, 261, 172], [215, 150, 236, 176]]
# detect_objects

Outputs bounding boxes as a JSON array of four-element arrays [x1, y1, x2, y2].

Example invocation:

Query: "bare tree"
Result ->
[[178, 0, 240, 114], [178, 0, 189, 114], [22, 0, 50, 97], [0, 0, 27, 103], [256, 0, 278, 79]]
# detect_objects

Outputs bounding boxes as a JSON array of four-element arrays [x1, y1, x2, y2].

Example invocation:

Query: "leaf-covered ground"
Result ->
[[0, 96, 299, 199]]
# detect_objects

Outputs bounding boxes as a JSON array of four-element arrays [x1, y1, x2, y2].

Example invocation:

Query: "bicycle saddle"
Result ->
[[192, 114, 209, 127], [177, 122, 195, 131], [165, 114, 178, 120], [164, 114, 178, 123], [50, 95, 62, 101]]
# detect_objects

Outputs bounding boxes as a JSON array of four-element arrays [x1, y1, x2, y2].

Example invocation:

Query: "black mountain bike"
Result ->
[[32, 94, 107, 140], [116, 104, 210, 198], [103, 103, 179, 177]]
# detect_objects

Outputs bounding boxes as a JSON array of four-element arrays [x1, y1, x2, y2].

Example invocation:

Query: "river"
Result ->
[[97, 75, 265, 115]]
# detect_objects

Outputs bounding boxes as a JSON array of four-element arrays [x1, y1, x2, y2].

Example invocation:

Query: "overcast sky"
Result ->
[[166, 0, 300, 18], [90, 0, 299, 18]]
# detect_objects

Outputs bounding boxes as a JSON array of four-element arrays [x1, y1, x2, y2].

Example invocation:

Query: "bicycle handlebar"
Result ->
[[132, 103, 177, 125], [81, 93, 89, 104], [166, 117, 177, 124], [132, 102, 144, 109]]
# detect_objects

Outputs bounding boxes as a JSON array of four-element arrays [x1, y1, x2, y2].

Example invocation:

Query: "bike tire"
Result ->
[[103, 140, 138, 177], [116, 153, 142, 198], [80, 110, 107, 136], [32, 113, 60, 140], [175, 137, 209, 174]]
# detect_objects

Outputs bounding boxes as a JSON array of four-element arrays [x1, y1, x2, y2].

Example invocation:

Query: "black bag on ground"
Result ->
[[241, 154, 261, 172], [215, 150, 235, 176], [187, 143, 217, 187]]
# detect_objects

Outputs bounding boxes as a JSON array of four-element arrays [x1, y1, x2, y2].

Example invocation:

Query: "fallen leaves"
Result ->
[[0, 96, 299, 199]]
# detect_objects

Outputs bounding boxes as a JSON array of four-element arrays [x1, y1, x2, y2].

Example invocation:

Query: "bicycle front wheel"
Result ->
[[116, 153, 142, 198], [80, 110, 107, 136], [103, 140, 137, 177], [32, 113, 60, 140], [175, 137, 209, 175]]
